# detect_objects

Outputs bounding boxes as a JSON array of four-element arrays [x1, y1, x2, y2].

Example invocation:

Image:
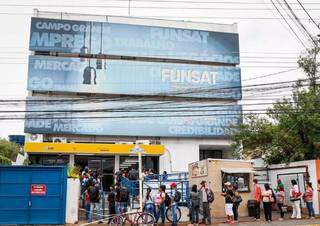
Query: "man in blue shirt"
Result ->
[[170, 182, 180, 226]]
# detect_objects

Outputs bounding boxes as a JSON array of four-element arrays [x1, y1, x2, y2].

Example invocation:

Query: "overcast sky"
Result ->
[[0, 0, 319, 138]]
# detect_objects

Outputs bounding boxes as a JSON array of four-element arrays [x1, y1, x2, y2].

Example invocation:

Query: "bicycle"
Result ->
[[165, 205, 182, 223], [109, 210, 155, 226]]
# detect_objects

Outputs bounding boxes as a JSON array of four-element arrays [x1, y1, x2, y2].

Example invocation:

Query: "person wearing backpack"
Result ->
[[87, 180, 102, 223], [232, 184, 242, 223], [261, 184, 273, 222], [107, 186, 116, 223], [199, 180, 212, 225], [190, 184, 200, 225], [221, 182, 234, 224], [290, 179, 302, 219], [155, 185, 166, 224], [119, 185, 129, 214], [169, 182, 180, 226]]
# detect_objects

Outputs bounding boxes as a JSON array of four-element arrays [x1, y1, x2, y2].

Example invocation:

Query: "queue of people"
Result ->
[[80, 166, 318, 225], [252, 178, 317, 222]]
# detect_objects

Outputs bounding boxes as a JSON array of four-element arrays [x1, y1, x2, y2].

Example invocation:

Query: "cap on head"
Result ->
[[170, 182, 177, 188], [225, 181, 231, 186]]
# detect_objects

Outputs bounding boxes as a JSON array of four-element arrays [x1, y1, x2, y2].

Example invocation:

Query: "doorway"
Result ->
[[75, 155, 115, 191]]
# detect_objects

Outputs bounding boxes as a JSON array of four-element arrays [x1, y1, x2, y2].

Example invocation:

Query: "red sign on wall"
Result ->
[[30, 184, 47, 196]]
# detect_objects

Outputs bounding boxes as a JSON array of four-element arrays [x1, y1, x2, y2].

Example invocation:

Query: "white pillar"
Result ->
[[69, 154, 75, 167], [115, 155, 120, 172]]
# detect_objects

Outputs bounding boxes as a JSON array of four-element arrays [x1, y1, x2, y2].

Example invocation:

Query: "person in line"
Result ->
[[155, 185, 166, 224], [190, 184, 200, 225], [276, 185, 285, 220], [262, 184, 273, 222], [87, 180, 102, 223], [162, 171, 168, 181], [304, 182, 315, 219], [199, 181, 212, 225], [107, 186, 116, 223], [221, 182, 234, 224], [118, 184, 129, 214], [143, 187, 155, 216], [169, 182, 180, 226], [253, 179, 262, 221], [290, 179, 302, 219], [232, 184, 242, 223]]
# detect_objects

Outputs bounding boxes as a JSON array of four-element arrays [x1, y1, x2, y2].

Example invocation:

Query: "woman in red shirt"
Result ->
[[304, 182, 315, 219]]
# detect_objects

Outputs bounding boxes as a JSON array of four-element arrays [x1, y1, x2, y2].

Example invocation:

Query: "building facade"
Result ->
[[24, 11, 242, 189]]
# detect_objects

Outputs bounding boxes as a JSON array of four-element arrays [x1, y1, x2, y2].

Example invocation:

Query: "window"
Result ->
[[221, 172, 250, 192], [200, 150, 222, 160]]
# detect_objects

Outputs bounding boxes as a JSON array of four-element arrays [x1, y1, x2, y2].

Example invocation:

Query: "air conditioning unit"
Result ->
[[150, 140, 161, 145], [52, 137, 67, 143], [136, 140, 150, 145], [27, 134, 43, 143]]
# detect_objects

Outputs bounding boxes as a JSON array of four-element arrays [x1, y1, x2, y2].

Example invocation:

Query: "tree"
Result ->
[[0, 138, 19, 165], [232, 44, 320, 164]]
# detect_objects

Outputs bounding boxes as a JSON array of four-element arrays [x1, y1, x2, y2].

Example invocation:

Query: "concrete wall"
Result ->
[[66, 178, 80, 224], [188, 159, 254, 218], [160, 138, 233, 173], [267, 160, 319, 214]]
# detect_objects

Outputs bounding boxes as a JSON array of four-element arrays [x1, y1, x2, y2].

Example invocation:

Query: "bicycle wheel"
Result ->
[[136, 212, 156, 225], [109, 215, 124, 226], [165, 207, 181, 223]]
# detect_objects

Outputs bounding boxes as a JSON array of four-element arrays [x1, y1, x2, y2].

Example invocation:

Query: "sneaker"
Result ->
[[311, 217, 315, 219], [278, 218, 284, 221]]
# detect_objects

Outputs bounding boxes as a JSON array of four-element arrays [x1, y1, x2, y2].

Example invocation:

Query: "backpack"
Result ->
[[207, 189, 214, 203], [174, 191, 181, 203], [89, 186, 100, 202], [119, 187, 129, 202], [164, 193, 171, 207], [190, 192, 200, 207]]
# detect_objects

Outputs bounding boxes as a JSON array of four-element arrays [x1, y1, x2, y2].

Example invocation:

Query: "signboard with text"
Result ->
[[30, 184, 47, 196], [24, 98, 242, 138], [29, 17, 240, 64], [27, 55, 241, 99]]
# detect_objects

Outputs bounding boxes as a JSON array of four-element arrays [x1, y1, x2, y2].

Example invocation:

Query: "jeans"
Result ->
[[88, 202, 101, 222], [263, 202, 272, 221], [191, 205, 199, 224], [202, 202, 212, 224], [119, 201, 128, 213], [171, 203, 178, 226], [306, 202, 315, 217], [85, 202, 90, 220], [233, 203, 239, 221], [277, 203, 284, 218], [255, 201, 261, 219], [145, 203, 155, 217], [108, 203, 116, 223], [291, 200, 301, 219], [156, 203, 165, 223]]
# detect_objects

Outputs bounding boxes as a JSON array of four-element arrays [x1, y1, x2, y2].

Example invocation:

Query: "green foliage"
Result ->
[[0, 138, 19, 165], [232, 45, 320, 164], [67, 166, 81, 179]]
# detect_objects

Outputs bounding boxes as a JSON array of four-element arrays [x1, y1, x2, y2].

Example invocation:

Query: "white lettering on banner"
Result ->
[[30, 32, 84, 49], [25, 119, 52, 129], [112, 37, 174, 50], [150, 27, 209, 44], [161, 69, 217, 85], [34, 59, 84, 71], [168, 126, 229, 136], [29, 77, 54, 90], [53, 123, 103, 133], [35, 21, 86, 32]]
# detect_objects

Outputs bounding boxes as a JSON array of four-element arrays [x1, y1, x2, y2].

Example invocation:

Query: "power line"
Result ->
[[270, 0, 308, 48], [296, 0, 320, 31]]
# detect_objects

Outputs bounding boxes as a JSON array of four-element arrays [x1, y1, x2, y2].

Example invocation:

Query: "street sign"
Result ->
[[30, 184, 47, 196]]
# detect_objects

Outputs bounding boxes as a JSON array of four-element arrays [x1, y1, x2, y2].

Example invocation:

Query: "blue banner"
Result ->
[[29, 17, 240, 64], [27, 55, 241, 99], [24, 99, 242, 138]]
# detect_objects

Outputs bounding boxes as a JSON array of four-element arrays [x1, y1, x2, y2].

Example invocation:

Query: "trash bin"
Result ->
[[247, 200, 257, 217]]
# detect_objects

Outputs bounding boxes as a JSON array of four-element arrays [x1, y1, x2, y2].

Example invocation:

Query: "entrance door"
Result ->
[[87, 157, 115, 191]]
